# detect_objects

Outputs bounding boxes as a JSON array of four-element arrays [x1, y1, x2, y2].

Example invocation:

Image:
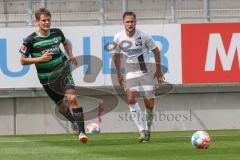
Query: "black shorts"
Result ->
[[43, 74, 75, 104]]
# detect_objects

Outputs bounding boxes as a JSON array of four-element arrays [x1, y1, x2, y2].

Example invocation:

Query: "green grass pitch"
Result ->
[[0, 130, 240, 160]]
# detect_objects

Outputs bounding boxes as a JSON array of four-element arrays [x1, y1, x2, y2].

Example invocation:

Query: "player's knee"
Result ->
[[145, 99, 154, 110], [146, 105, 154, 110], [128, 98, 137, 105], [66, 94, 77, 104], [58, 104, 67, 113]]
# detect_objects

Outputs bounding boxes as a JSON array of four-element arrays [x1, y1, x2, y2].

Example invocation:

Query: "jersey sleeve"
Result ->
[[19, 39, 31, 57], [144, 33, 157, 51], [58, 28, 66, 43], [113, 34, 121, 54]]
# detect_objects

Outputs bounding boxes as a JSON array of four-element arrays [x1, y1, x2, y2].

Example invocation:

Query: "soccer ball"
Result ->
[[191, 130, 211, 149], [86, 123, 100, 133]]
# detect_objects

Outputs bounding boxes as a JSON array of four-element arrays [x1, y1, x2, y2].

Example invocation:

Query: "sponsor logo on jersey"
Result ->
[[125, 48, 143, 57], [135, 37, 142, 46], [42, 45, 60, 54]]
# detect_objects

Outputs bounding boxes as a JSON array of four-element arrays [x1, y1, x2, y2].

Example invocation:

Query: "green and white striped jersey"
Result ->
[[19, 28, 70, 84]]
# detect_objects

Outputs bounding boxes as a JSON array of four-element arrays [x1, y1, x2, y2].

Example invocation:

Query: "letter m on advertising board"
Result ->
[[181, 23, 240, 83]]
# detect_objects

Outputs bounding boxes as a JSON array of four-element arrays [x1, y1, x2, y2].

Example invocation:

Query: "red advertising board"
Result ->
[[182, 23, 240, 83]]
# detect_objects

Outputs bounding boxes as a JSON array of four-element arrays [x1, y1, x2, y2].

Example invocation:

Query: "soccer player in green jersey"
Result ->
[[19, 8, 88, 143]]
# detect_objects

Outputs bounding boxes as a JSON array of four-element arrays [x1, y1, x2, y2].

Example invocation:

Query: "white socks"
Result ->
[[129, 103, 145, 132], [129, 103, 155, 132], [145, 108, 154, 132]]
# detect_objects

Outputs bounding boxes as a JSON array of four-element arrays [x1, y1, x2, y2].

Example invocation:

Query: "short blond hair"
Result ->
[[35, 8, 51, 21]]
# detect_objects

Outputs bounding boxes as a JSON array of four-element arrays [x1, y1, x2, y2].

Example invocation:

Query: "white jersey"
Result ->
[[113, 29, 157, 79]]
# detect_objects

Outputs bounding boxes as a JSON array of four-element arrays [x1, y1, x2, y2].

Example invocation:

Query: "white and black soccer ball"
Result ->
[[191, 130, 211, 149], [86, 123, 100, 134]]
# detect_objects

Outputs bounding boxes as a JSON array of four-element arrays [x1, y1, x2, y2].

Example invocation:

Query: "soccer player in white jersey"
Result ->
[[113, 11, 165, 142]]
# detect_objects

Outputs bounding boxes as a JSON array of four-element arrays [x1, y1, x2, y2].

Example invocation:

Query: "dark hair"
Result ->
[[35, 8, 51, 21], [123, 11, 136, 20]]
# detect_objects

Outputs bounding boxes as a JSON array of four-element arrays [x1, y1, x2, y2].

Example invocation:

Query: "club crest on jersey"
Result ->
[[20, 45, 27, 53], [53, 37, 59, 43], [135, 37, 142, 46]]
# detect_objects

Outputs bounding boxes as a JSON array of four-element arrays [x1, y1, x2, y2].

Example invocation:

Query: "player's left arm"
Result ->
[[62, 39, 77, 65], [152, 47, 165, 83], [145, 33, 165, 83]]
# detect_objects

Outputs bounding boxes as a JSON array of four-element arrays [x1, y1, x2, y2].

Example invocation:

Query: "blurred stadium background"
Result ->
[[1, 0, 240, 27], [0, 0, 240, 135]]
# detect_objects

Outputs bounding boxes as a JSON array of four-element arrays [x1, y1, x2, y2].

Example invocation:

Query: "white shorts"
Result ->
[[124, 73, 155, 99]]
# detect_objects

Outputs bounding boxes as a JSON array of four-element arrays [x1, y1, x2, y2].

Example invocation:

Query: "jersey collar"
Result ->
[[36, 30, 50, 37]]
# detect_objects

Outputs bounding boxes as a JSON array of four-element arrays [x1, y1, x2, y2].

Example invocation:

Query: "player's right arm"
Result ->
[[20, 52, 52, 65], [112, 36, 124, 86], [113, 53, 124, 86], [19, 38, 52, 65]]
